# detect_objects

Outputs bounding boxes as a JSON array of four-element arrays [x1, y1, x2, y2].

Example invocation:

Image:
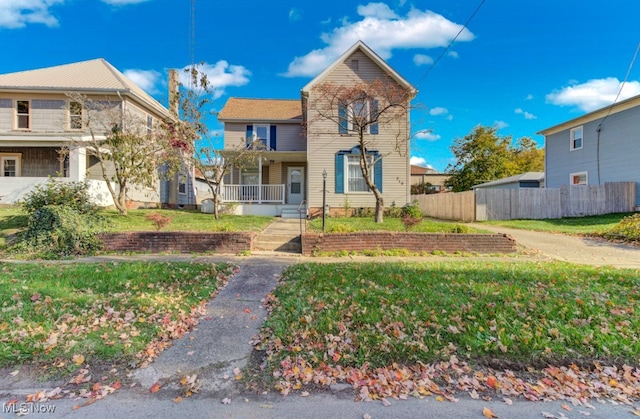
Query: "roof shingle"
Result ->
[[218, 98, 302, 121]]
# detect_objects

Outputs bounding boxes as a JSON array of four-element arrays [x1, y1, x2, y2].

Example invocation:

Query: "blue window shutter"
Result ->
[[246, 125, 253, 147], [338, 103, 348, 134], [370, 99, 379, 134], [335, 153, 344, 194], [270, 125, 277, 150], [374, 153, 382, 192]]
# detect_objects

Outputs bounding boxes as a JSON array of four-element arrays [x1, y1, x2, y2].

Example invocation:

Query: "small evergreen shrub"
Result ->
[[604, 213, 640, 242], [13, 179, 105, 258], [21, 178, 98, 216]]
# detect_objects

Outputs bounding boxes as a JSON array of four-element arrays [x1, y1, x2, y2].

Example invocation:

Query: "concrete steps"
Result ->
[[253, 218, 304, 253]]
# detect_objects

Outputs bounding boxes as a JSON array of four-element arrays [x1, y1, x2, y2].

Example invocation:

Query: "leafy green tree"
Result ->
[[445, 125, 544, 192]]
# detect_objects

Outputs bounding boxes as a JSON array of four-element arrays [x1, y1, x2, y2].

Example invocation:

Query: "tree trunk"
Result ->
[[374, 192, 384, 223], [213, 193, 221, 220], [116, 183, 128, 215]]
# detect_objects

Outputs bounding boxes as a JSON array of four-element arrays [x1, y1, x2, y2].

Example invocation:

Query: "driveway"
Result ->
[[472, 224, 640, 269]]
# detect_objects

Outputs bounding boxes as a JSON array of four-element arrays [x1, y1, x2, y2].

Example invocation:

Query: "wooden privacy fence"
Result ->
[[412, 182, 636, 221]]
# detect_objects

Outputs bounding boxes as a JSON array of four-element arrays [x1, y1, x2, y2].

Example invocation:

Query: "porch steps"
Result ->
[[253, 219, 303, 253], [281, 208, 305, 219]]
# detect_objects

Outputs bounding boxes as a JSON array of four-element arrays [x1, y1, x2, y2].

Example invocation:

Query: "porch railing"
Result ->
[[222, 184, 285, 204]]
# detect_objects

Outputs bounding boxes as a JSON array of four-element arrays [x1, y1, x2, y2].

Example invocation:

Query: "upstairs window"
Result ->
[[16, 100, 29, 129], [69, 101, 83, 130], [339, 98, 378, 135], [570, 126, 583, 150], [245, 125, 276, 150]]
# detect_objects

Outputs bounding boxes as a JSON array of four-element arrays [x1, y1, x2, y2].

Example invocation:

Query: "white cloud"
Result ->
[[0, 0, 65, 29], [447, 51, 459, 59], [494, 120, 509, 129], [179, 61, 251, 99], [546, 77, 640, 112], [514, 108, 537, 120], [429, 106, 448, 116], [414, 130, 441, 141], [413, 53, 434, 66], [357, 3, 398, 19], [124, 69, 161, 94], [101, 0, 152, 5], [289, 7, 303, 22], [525, 94, 534, 100], [284, 3, 474, 77], [410, 156, 433, 169]]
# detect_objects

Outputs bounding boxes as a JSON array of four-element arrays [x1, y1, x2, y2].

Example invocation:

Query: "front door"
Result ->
[[287, 167, 304, 205]]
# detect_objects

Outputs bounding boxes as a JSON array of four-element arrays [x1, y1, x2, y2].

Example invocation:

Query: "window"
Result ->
[[178, 182, 186, 194], [16, 100, 29, 129], [570, 126, 583, 150], [346, 155, 372, 192], [351, 59, 359, 70], [335, 146, 382, 194], [245, 125, 276, 150], [339, 99, 378, 135], [1, 154, 20, 177], [570, 171, 587, 185], [69, 101, 82, 130]]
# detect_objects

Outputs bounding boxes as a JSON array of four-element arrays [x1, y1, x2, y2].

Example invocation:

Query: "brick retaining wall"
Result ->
[[302, 232, 516, 256], [98, 232, 254, 254]]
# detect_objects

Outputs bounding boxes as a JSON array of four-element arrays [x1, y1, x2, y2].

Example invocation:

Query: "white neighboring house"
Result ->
[[0, 58, 177, 207]]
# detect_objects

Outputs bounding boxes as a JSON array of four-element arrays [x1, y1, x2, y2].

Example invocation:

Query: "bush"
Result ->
[[13, 205, 104, 257], [449, 224, 472, 233], [326, 223, 357, 233], [146, 213, 171, 230], [12, 179, 105, 258], [604, 213, 640, 242], [21, 178, 98, 216]]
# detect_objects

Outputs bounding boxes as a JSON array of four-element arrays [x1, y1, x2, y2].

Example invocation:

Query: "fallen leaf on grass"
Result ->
[[486, 375, 498, 389], [483, 407, 498, 418], [73, 354, 85, 365]]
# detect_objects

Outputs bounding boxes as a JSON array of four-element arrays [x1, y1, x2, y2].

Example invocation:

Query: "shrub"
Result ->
[[146, 213, 171, 230], [604, 213, 640, 242], [401, 212, 422, 231], [21, 178, 98, 216], [449, 224, 472, 233], [13, 205, 104, 257]]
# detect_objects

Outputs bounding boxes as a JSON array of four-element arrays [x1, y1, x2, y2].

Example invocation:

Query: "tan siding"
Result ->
[[224, 122, 304, 151], [306, 51, 410, 209], [268, 162, 282, 185]]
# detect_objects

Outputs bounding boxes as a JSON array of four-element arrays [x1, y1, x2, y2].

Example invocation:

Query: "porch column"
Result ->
[[258, 158, 262, 203], [69, 146, 86, 182]]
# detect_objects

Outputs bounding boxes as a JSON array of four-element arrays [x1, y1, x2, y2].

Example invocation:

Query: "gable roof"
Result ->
[[0, 58, 171, 118], [471, 172, 544, 189], [537, 93, 640, 136], [411, 165, 438, 175], [217, 98, 303, 122], [301, 40, 416, 95]]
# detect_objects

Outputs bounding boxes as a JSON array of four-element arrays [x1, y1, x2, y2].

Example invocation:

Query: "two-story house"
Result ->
[[0, 58, 191, 207], [538, 94, 640, 209], [217, 41, 415, 217]]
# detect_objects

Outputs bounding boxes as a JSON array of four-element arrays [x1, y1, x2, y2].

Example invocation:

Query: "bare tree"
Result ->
[[169, 66, 265, 219], [308, 78, 414, 222], [65, 94, 183, 215]]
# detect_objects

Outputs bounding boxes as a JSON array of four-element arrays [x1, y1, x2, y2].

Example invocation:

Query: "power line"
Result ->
[[415, 0, 486, 88]]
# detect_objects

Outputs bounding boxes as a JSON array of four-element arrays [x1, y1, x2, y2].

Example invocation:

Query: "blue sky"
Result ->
[[2, 0, 639, 172]]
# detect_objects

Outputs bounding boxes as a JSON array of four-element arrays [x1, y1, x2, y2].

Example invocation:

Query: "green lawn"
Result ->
[[0, 261, 234, 373], [482, 212, 635, 235], [307, 216, 478, 233], [0, 207, 273, 239], [255, 261, 640, 396]]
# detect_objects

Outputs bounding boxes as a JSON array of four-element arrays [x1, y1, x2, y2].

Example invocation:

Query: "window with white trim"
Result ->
[[1, 154, 21, 177], [338, 98, 379, 135], [570, 126, 583, 150], [69, 101, 82, 130], [346, 154, 373, 192], [16, 100, 29, 129], [570, 171, 587, 185]]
